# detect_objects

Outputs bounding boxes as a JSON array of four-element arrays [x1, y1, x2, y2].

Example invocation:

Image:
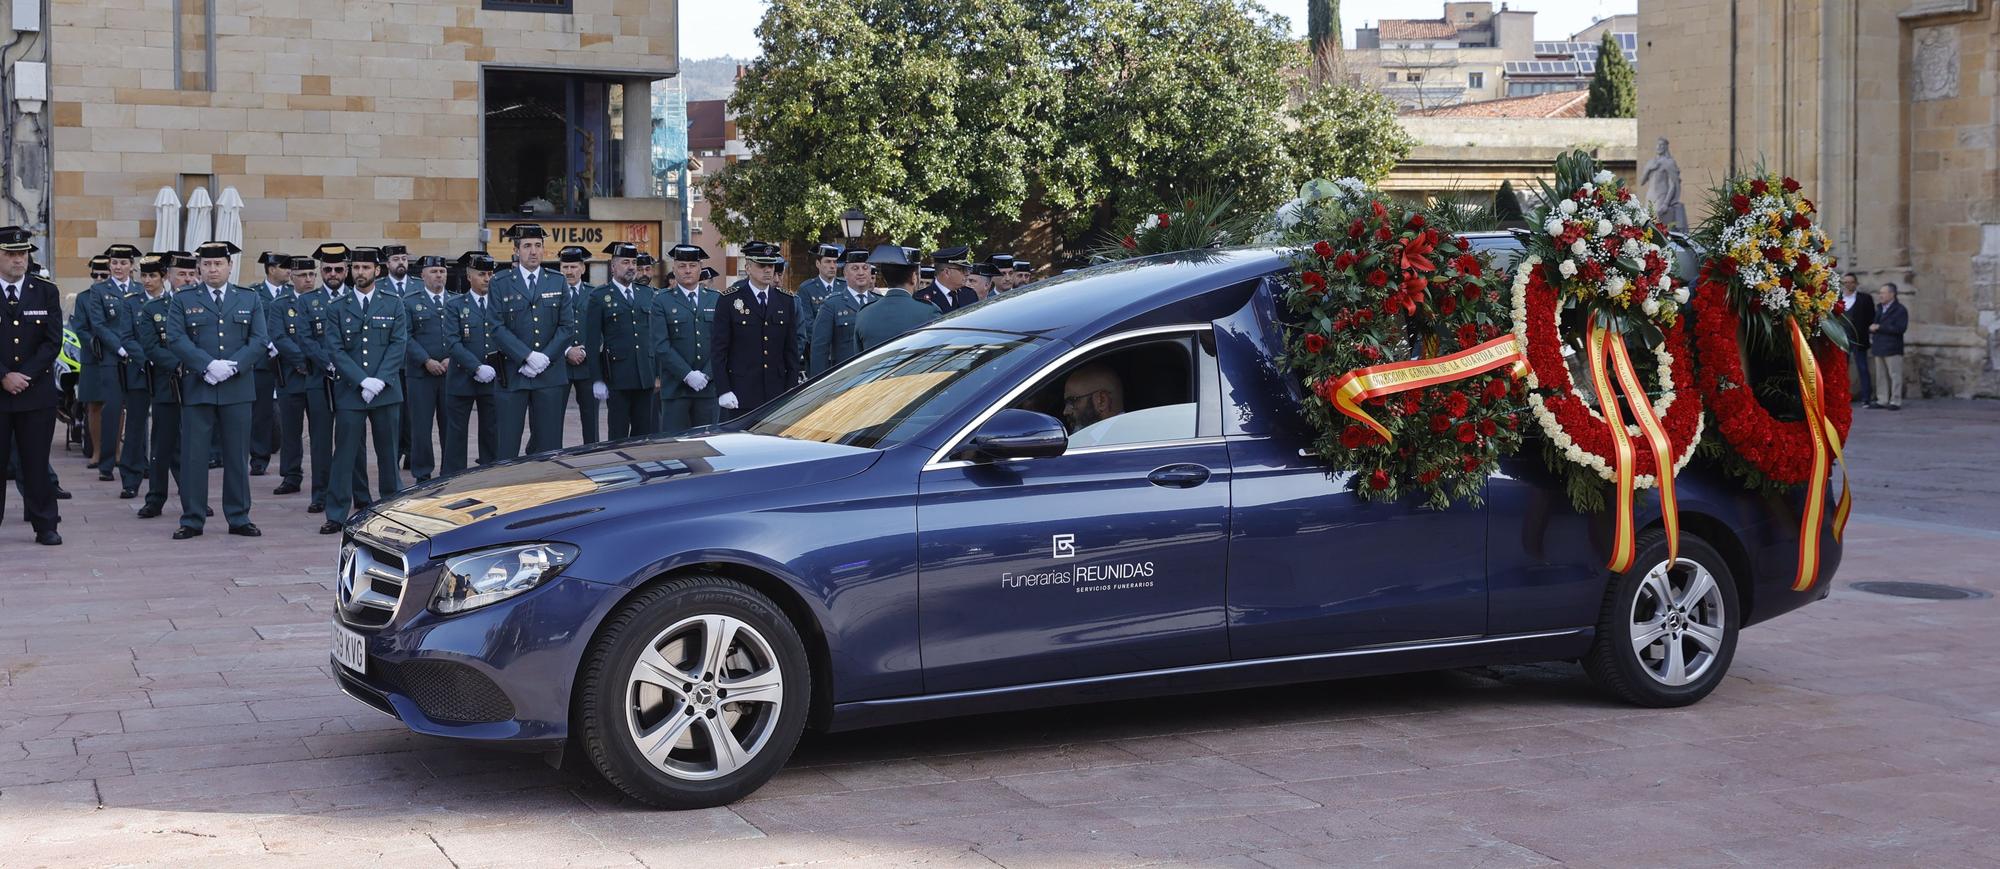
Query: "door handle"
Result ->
[[1147, 464, 1211, 488]]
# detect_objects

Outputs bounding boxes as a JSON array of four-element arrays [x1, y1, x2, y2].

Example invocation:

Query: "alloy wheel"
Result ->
[[625, 614, 785, 781], [1628, 558, 1727, 687]]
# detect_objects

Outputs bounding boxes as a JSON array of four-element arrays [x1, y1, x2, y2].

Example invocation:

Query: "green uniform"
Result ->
[[562, 282, 601, 444], [441, 292, 500, 475], [488, 268, 574, 458], [324, 289, 408, 525], [793, 275, 844, 367], [402, 288, 453, 483], [134, 292, 183, 513], [162, 285, 269, 531], [277, 287, 340, 508], [112, 288, 154, 493], [652, 284, 719, 435], [584, 281, 657, 439], [855, 288, 938, 352], [809, 287, 872, 376]]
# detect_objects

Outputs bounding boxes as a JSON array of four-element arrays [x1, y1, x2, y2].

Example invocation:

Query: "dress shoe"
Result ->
[[172, 527, 203, 540], [251, 466, 268, 477], [1865, 401, 1883, 409], [98, 470, 114, 482], [228, 523, 262, 537], [120, 488, 138, 499], [136, 503, 162, 518], [55, 487, 72, 499], [1886, 404, 1901, 411], [208, 458, 221, 469], [35, 530, 61, 545], [307, 502, 325, 514], [318, 520, 343, 535], [205, 507, 214, 517], [274, 482, 301, 495]]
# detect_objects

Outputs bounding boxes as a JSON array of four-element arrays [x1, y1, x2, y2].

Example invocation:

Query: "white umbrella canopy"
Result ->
[[152, 187, 181, 252], [183, 186, 213, 253], [215, 187, 245, 283]]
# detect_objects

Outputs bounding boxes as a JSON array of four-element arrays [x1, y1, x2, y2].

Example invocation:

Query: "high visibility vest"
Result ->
[[58, 326, 81, 375]]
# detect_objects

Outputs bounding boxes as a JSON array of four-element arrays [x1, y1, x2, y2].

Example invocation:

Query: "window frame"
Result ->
[[482, 0, 573, 13]]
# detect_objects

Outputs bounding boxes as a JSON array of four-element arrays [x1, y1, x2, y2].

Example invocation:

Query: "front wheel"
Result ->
[[577, 575, 810, 808], [1583, 530, 1740, 707]]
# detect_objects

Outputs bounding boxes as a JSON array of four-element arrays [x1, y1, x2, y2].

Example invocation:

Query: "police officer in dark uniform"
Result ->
[[710, 241, 796, 420], [441, 252, 501, 475], [809, 248, 877, 376], [402, 255, 453, 484], [318, 255, 408, 535], [487, 224, 574, 458], [247, 251, 292, 476], [967, 261, 1001, 303], [635, 252, 657, 288], [278, 248, 342, 511], [654, 244, 719, 435], [75, 245, 139, 480], [557, 245, 601, 444], [132, 253, 184, 519], [584, 242, 656, 439], [1011, 260, 1035, 290], [0, 227, 65, 544], [163, 241, 268, 539], [793, 243, 845, 366], [855, 244, 940, 352], [110, 246, 157, 498], [376, 244, 416, 297], [915, 246, 973, 313], [698, 266, 720, 290]]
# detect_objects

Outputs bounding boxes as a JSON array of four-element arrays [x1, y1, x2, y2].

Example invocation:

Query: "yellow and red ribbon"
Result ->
[[1585, 322, 1641, 572], [1786, 318, 1852, 591], [1326, 335, 1525, 442], [1605, 328, 1680, 569]]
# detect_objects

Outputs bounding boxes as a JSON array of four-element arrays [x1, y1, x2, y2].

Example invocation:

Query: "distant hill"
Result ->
[[681, 56, 747, 103]]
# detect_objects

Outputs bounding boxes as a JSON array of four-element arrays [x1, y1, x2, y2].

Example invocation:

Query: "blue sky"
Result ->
[[681, 1, 1640, 61]]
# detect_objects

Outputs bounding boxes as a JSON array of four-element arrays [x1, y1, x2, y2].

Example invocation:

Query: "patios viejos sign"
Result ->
[[483, 220, 659, 262]]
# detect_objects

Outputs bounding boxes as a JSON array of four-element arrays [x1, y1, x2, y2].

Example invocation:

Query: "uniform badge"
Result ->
[[733, 299, 748, 314], [154, 313, 164, 322]]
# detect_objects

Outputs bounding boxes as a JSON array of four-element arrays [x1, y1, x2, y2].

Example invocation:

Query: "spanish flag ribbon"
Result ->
[[1787, 318, 1852, 591], [1605, 329, 1680, 567], [1585, 322, 1641, 573], [1326, 335, 1526, 442]]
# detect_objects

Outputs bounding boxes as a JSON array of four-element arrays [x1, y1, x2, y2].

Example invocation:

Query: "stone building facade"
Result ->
[[1639, 0, 2000, 397], [46, 0, 677, 292]]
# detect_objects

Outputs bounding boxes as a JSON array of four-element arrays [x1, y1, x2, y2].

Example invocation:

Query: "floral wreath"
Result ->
[[1278, 179, 1523, 510], [1689, 171, 1853, 590]]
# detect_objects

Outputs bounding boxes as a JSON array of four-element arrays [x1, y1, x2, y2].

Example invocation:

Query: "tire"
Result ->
[[1582, 529, 1740, 707], [577, 575, 811, 808]]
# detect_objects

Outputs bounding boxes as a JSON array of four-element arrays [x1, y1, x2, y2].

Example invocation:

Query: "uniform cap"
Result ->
[[195, 240, 242, 260], [601, 241, 640, 260], [1012, 261, 1034, 273], [289, 255, 316, 271], [103, 244, 143, 260], [984, 253, 1015, 269], [635, 252, 656, 267], [930, 245, 972, 267], [170, 252, 200, 270], [970, 262, 1002, 277], [919, 265, 936, 280], [139, 253, 168, 275], [739, 240, 783, 264], [312, 243, 350, 263], [813, 242, 845, 260], [697, 266, 719, 282], [841, 249, 871, 265], [256, 251, 290, 267], [667, 243, 709, 262], [89, 255, 111, 271], [347, 246, 382, 264], [414, 255, 448, 271], [379, 244, 409, 258], [0, 225, 36, 253], [458, 251, 498, 272], [557, 245, 591, 264], [504, 223, 546, 241], [864, 243, 914, 267]]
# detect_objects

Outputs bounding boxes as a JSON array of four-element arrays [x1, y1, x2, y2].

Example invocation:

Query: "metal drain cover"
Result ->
[[1850, 581, 1990, 601]]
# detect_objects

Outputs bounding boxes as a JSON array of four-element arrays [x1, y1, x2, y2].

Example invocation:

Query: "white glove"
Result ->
[[717, 391, 739, 411], [474, 365, 496, 384], [117, 347, 129, 359], [525, 351, 550, 374], [204, 359, 235, 382], [592, 382, 609, 401], [682, 370, 709, 391], [360, 385, 379, 403], [203, 372, 220, 385], [266, 343, 277, 358], [222, 360, 239, 373], [360, 377, 386, 395], [518, 363, 537, 379]]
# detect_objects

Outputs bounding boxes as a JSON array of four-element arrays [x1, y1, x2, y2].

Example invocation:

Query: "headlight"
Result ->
[[432, 543, 579, 614]]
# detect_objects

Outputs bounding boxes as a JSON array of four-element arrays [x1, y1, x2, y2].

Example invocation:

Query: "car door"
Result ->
[[1215, 281, 1488, 660], [916, 328, 1232, 693]]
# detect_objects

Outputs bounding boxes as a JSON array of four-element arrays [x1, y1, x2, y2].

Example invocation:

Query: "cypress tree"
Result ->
[[1585, 31, 1635, 118]]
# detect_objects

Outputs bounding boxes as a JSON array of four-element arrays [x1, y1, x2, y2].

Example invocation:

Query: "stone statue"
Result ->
[[1641, 137, 1688, 233]]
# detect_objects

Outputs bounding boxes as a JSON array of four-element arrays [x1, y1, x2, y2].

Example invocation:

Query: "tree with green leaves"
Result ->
[[1306, 0, 1344, 89], [1585, 31, 1635, 118], [1284, 83, 1412, 187]]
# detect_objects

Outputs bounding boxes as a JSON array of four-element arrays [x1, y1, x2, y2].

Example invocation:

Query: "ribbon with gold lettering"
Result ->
[[1326, 335, 1525, 442], [1786, 318, 1851, 591], [1585, 322, 1640, 573], [1605, 328, 1679, 567]]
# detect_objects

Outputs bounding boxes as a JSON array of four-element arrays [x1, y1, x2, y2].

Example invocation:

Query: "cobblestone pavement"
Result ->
[[3, 402, 1997, 867]]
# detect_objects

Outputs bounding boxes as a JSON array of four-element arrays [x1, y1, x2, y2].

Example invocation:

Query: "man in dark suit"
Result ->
[[163, 241, 269, 539], [915, 246, 972, 313], [1838, 273, 1876, 406], [1868, 283, 1908, 411], [710, 240, 797, 420], [0, 226, 65, 544]]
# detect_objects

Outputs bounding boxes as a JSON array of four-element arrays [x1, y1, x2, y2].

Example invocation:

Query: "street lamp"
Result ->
[[839, 208, 867, 241]]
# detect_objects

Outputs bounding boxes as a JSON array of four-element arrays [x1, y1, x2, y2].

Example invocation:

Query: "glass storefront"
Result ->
[[484, 71, 630, 220]]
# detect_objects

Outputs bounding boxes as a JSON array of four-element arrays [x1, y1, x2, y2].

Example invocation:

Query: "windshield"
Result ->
[[740, 329, 1046, 449]]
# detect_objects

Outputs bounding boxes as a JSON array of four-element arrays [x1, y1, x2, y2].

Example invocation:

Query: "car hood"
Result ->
[[369, 432, 880, 542]]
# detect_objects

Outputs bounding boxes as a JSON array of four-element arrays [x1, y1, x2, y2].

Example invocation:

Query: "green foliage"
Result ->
[[1284, 85, 1414, 188], [1494, 179, 1525, 223], [1306, 0, 1343, 87], [1585, 32, 1636, 118], [1087, 186, 1263, 261]]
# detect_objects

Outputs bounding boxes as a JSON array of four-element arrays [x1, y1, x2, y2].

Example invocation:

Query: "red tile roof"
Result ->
[[1379, 19, 1462, 41], [1406, 89, 1590, 119]]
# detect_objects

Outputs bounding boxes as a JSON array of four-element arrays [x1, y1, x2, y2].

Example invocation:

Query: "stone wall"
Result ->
[[49, 0, 676, 291]]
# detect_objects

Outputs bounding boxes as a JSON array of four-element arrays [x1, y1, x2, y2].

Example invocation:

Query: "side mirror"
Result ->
[[953, 408, 1068, 462]]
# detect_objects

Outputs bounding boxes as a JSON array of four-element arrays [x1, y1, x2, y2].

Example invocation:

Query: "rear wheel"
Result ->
[[578, 575, 810, 808], [1583, 530, 1739, 707]]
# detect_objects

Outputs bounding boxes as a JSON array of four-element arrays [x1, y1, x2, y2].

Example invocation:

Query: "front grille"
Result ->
[[335, 666, 400, 719], [337, 540, 409, 628], [381, 660, 517, 724]]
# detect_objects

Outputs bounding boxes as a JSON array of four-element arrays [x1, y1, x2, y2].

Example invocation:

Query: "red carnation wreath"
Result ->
[[1692, 282, 1852, 487]]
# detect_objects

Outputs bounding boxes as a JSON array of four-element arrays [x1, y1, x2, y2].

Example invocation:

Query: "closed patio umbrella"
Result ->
[[215, 187, 245, 283], [183, 186, 212, 252], [152, 187, 181, 252]]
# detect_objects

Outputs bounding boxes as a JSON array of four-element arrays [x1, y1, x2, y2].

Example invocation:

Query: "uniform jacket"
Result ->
[[563, 282, 597, 383], [251, 281, 292, 372], [794, 275, 844, 353], [325, 288, 409, 411], [279, 288, 335, 395], [584, 281, 656, 390], [74, 278, 133, 397], [856, 288, 939, 352], [403, 288, 455, 383], [913, 282, 957, 315], [487, 267, 574, 391], [0, 275, 64, 411], [376, 275, 419, 298], [134, 291, 181, 403], [1871, 300, 1908, 357], [809, 287, 872, 376], [443, 291, 502, 398], [164, 284, 271, 406], [710, 284, 799, 410], [654, 284, 718, 399], [116, 288, 153, 392]]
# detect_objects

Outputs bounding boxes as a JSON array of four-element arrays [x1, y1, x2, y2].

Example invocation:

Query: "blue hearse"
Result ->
[[331, 238, 1840, 808]]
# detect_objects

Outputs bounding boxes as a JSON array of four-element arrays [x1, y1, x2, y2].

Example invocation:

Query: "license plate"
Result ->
[[332, 622, 368, 674]]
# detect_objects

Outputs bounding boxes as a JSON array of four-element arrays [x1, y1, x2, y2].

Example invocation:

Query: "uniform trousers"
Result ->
[[404, 375, 447, 482], [442, 393, 497, 476], [0, 406, 59, 532], [605, 389, 656, 440], [327, 403, 401, 524], [179, 401, 251, 531], [116, 387, 152, 491], [495, 386, 566, 459]]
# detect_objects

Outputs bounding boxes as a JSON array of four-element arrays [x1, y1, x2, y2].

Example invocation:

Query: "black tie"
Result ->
[[211, 289, 223, 307], [5, 284, 16, 304]]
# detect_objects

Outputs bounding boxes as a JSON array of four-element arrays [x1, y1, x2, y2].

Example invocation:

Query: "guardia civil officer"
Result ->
[[856, 244, 939, 352], [247, 252, 293, 476], [332, 247, 390, 508], [75, 245, 140, 480], [557, 245, 601, 444], [635, 252, 657, 288], [487, 224, 575, 458], [916, 246, 973, 313], [318, 257, 408, 535], [163, 241, 268, 539], [376, 244, 416, 297], [583, 242, 655, 439], [966, 262, 1001, 303], [277, 247, 344, 511], [0, 227, 65, 545], [131, 254, 183, 519], [402, 256, 453, 484], [105, 246, 157, 498], [793, 243, 845, 364], [808, 248, 877, 376], [698, 266, 720, 290], [1011, 260, 1035, 290], [710, 241, 797, 420], [441, 252, 501, 475], [654, 244, 719, 435]]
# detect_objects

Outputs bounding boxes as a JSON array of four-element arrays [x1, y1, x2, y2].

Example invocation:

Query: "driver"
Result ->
[[1060, 364, 1124, 432]]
